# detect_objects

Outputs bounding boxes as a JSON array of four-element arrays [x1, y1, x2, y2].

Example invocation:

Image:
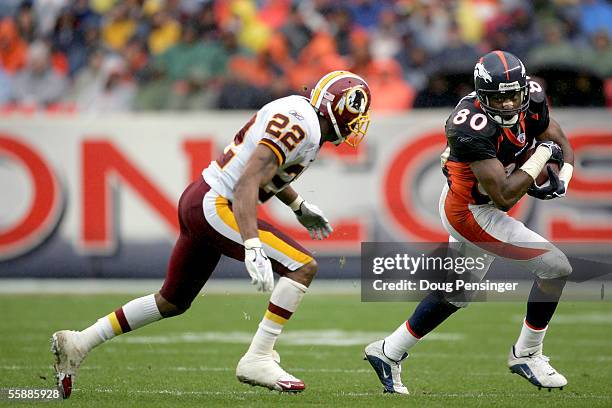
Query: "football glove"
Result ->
[[527, 166, 566, 200], [535, 140, 564, 168], [244, 238, 274, 292], [294, 201, 333, 240]]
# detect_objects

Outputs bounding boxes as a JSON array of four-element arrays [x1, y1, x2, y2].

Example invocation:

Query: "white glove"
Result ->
[[291, 198, 333, 240], [244, 238, 274, 292]]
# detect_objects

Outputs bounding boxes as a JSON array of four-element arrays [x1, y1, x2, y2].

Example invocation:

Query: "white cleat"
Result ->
[[236, 351, 305, 392], [364, 340, 409, 395], [508, 345, 567, 390], [51, 330, 88, 399]]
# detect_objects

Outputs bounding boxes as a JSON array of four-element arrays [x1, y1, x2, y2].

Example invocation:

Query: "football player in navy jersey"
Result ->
[[365, 51, 574, 394]]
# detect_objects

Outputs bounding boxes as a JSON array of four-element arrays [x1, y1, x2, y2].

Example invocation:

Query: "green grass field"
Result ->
[[1, 293, 611, 407]]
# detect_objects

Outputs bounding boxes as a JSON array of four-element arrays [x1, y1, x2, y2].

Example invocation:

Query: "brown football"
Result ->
[[516, 147, 560, 186]]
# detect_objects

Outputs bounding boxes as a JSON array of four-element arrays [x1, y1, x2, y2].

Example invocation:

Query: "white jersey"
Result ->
[[202, 95, 322, 202]]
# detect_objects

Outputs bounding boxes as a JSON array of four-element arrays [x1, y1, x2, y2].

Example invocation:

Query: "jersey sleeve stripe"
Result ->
[[259, 139, 285, 166]]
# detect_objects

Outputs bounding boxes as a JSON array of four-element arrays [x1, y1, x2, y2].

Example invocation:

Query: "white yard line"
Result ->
[[0, 279, 360, 295]]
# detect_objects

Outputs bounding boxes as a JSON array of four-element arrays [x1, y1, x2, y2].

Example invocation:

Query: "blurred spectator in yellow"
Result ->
[[224, 0, 272, 54], [13, 41, 67, 108], [148, 10, 180, 55], [0, 18, 27, 73], [102, 3, 136, 51]]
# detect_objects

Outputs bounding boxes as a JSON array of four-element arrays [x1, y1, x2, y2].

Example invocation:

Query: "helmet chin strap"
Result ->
[[327, 102, 345, 145]]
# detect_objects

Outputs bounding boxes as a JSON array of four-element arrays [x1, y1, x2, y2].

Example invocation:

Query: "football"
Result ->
[[516, 146, 560, 186]]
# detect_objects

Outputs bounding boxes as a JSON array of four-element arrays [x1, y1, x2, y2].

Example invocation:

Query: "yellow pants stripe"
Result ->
[[264, 310, 288, 325], [214, 196, 313, 266], [107, 312, 122, 335]]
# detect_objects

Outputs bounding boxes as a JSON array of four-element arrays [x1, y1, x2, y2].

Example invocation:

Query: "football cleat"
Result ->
[[236, 351, 305, 393], [51, 330, 88, 399], [364, 340, 409, 395], [508, 345, 567, 389]]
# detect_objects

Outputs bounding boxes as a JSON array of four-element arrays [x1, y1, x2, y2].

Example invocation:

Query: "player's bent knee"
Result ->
[[155, 292, 189, 318], [536, 250, 572, 279], [287, 259, 318, 287]]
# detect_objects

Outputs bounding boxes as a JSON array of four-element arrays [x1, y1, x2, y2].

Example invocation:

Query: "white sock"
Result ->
[[80, 294, 162, 352], [514, 318, 547, 355], [247, 277, 307, 356], [383, 321, 420, 361]]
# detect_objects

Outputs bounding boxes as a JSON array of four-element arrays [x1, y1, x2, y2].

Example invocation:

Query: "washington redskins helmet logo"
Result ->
[[309, 71, 371, 147], [336, 86, 369, 115]]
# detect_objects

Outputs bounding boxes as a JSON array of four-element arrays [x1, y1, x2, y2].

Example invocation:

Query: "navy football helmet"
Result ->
[[474, 50, 530, 127]]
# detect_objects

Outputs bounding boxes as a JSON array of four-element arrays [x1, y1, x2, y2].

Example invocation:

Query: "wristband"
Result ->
[[519, 145, 552, 181], [288, 195, 305, 212], [559, 163, 573, 187], [244, 238, 262, 249]]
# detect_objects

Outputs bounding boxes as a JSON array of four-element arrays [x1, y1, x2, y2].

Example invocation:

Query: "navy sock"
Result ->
[[407, 291, 460, 338], [525, 279, 566, 329]]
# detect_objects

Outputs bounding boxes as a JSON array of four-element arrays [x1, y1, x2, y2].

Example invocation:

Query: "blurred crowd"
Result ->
[[0, 0, 611, 114]]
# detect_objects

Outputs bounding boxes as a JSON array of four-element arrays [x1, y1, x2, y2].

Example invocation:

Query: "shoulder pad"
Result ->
[[445, 98, 497, 139]]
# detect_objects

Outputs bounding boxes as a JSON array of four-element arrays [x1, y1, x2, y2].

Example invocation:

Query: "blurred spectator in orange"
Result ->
[[13, 41, 67, 107], [348, 29, 372, 79], [367, 58, 415, 112], [148, 10, 180, 55], [258, 0, 290, 30], [0, 18, 27, 73], [287, 31, 347, 91]]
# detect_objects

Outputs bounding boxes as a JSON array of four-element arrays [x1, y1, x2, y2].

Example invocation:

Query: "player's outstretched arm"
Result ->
[[471, 158, 534, 211], [276, 186, 333, 240], [234, 144, 280, 292]]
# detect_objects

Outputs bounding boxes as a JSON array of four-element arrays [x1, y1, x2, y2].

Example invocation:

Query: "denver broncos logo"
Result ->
[[474, 63, 492, 83], [335, 87, 368, 115]]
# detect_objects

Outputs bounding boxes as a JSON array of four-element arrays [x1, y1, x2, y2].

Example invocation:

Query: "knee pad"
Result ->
[[535, 250, 572, 279]]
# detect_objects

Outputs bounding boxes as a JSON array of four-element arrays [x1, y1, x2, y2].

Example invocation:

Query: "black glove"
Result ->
[[535, 140, 564, 168], [527, 166, 566, 200]]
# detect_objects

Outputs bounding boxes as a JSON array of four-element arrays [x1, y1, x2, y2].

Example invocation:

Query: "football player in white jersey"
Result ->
[[50, 71, 371, 397]]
